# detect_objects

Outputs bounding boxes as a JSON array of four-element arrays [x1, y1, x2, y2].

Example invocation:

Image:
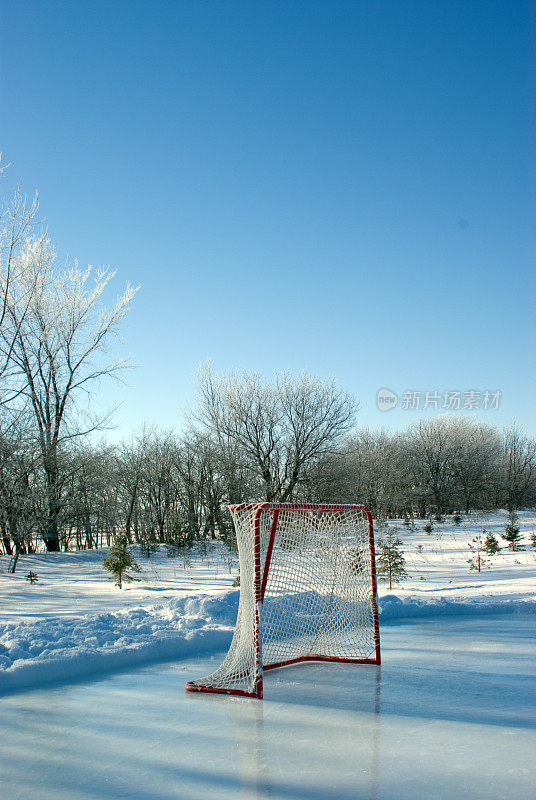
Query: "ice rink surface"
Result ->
[[1, 614, 534, 800]]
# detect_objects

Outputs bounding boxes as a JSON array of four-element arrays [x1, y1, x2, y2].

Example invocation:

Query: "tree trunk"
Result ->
[[42, 493, 61, 551], [125, 480, 139, 544], [43, 457, 61, 551], [9, 543, 23, 573]]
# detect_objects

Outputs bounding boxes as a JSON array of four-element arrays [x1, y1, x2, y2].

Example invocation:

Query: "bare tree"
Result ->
[[352, 429, 408, 517], [194, 366, 357, 501], [173, 432, 209, 542], [448, 418, 501, 513], [406, 416, 457, 515], [137, 428, 177, 545], [118, 433, 145, 543], [62, 443, 119, 550], [502, 424, 536, 510], [0, 419, 41, 569], [0, 235, 139, 549]]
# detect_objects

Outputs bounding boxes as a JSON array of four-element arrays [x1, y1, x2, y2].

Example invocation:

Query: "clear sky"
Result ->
[[1, 0, 534, 438]]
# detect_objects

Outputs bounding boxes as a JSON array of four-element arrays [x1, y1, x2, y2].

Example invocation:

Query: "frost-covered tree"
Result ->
[[135, 428, 177, 548], [62, 444, 119, 550], [0, 167, 40, 400], [349, 429, 407, 517], [502, 425, 536, 511], [405, 416, 502, 516], [0, 421, 41, 571], [194, 365, 357, 502], [449, 419, 501, 514], [0, 234, 138, 550], [405, 417, 457, 515]]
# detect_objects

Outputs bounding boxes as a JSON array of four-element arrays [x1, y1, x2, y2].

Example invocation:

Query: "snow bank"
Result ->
[[0, 591, 239, 695], [379, 593, 536, 620], [1, 587, 535, 695]]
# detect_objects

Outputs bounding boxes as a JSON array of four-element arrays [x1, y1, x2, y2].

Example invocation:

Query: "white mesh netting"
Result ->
[[186, 503, 380, 698]]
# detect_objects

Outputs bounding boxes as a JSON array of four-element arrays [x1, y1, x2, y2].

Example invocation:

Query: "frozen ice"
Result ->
[[1, 614, 534, 800]]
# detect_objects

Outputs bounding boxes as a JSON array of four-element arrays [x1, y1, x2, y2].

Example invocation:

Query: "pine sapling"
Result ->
[[376, 528, 407, 590], [467, 534, 488, 572], [482, 530, 500, 555], [502, 511, 522, 552], [25, 571, 38, 584], [103, 534, 141, 589]]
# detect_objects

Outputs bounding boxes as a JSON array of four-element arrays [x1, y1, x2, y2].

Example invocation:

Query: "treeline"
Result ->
[[1, 180, 535, 563], [1, 409, 535, 562], [314, 418, 536, 517]]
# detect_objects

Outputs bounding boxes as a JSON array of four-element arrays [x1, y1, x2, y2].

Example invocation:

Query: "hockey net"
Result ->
[[185, 503, 380, 699]]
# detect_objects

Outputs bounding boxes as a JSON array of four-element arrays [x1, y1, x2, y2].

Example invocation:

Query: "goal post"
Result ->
[[185, 503, 381, 699]]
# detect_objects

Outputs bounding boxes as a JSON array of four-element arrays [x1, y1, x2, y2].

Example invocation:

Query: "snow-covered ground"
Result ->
[[1, 615, 534, 800], [0, 540, 240, 621], [0, 510, 534, 694]]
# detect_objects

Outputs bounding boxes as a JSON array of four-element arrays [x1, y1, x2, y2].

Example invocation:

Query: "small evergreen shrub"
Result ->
[[467, 534, 488, 572], [376, 528, 407, 590], [482, 531, 500, 555], [502, 512, 522, 552], [103, 534, 142, 589]]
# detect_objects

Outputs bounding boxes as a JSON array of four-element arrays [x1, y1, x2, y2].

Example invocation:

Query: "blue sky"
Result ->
[[1, 0, 534, 437]]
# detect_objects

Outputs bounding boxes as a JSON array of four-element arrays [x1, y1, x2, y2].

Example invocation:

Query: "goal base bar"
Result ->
[[185, 653, 380, 699], [185, 683, 262, 699], [264, 654, 381, 671]]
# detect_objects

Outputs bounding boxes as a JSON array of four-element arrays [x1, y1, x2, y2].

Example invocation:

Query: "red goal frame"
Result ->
[[186, 502, 381, 699]]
